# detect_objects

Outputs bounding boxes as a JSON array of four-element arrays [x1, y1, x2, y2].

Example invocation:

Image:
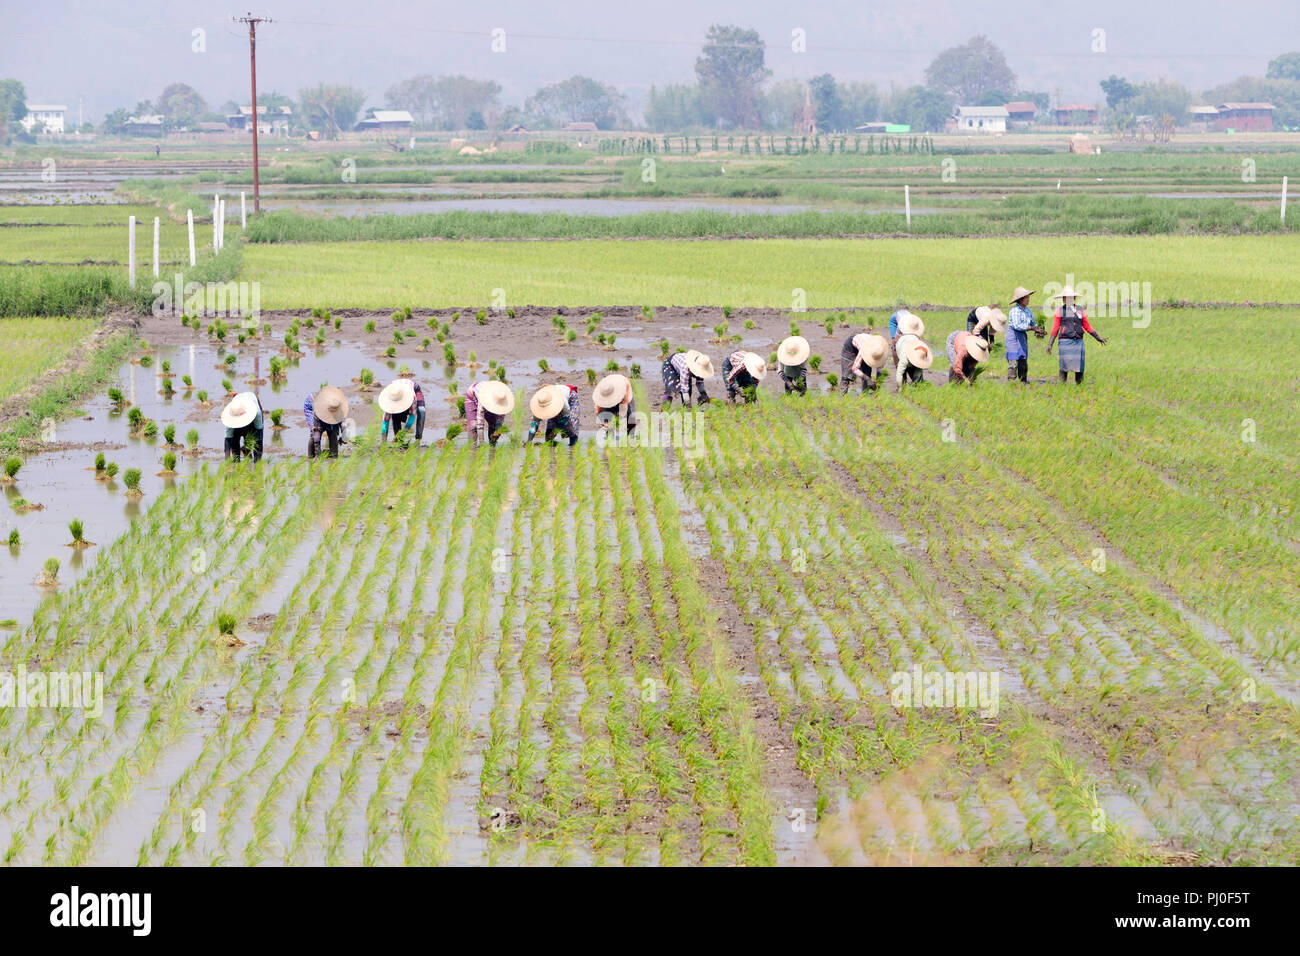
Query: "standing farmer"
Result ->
[[221, 391, 264, 463], [378, 379, 419, 444], [776, 335, 810, 395], [525, 383, 580, 446], [1046, 286, 1106, 384], [840, 333, 888, 394], [661, 349, 714, 407], [894, 334, 934, 387], [722, 350, 768, 403], [1006, 286, 1045, 383], [593, 373, 637, 438], [307, 385, 349, 458], [465, 380, 515, 447], [945, 329, 991, 385]]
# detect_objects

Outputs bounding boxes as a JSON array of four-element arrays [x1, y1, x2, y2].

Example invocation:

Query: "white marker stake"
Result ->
[[220, 200, 227, 249], [904, 185, 911, 227], [1282, 176, 1289, 225], [128, 215, 136, 288], [152, 217, 160, 278], [240, 191, 247, 229], [212, 199, 218, 253], [187, 209, 196, 266]]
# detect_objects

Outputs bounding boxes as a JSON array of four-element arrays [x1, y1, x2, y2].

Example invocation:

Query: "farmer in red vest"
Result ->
[[1046, 286, 1107, 384]]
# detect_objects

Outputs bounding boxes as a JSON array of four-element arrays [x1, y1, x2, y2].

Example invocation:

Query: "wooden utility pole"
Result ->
[[234, 13, 272, 214]]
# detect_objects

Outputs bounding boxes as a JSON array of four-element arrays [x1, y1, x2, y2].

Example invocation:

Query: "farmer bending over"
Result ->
[[307, 385, 349, 458], [661, 349, 713, 407], [466, 380, 515, 447], [722, 350, 767, 403], [593, 373, 637, 437], [221, 391, 264, 463], [776, 336, 809, 396], [525, 383, 580, 446]]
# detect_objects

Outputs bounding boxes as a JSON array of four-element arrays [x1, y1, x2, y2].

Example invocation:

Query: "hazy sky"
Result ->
[[3, 1, 1296, 121]]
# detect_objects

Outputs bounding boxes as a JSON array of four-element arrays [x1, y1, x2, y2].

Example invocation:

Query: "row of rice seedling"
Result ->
[[797, 397, 1300, 861]]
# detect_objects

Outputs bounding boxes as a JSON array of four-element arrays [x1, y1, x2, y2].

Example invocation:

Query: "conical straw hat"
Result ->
[[966, 335, 991, 363], [221, 391, 259, 429], [593, 373, 630, 410], [377, 379, 416, 415], [857, 334, 889, 369], [896, 311, 924, 336], [777, 335, 810, 366], [685, 350, 714, 379], [529, 384, 568, 420], [975, 305, 1007, 334], [742, 352, 767, 380], [902, 337, 934, 369], [1053, 286, 1079, 299], [477, 380, 515, 416], [313, 385, 349, 424], [1009, 286, 1034, 303]]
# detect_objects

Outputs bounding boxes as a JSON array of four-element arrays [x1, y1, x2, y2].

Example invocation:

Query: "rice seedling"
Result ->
[[163, 424, 177, 446], [221, 378, 234, 395], [604, 360, 619, 372], [467, 350, 477, 364], [445, 423, 464, 441], [826, 373, 839, 389], [122, 468, 143, 498], [712, 323, 728, 342], [6, 529, 17, 548], [790, 321, 801, 336], [270, 409, 285, 429], [36, 556, 59, 587], [107, 388, 126, 409], [181, 374, 193, 389], [126, 407, 144, 431], [142, 420, 159, 441], [334, 317, 342, 330], [365, 320, 376, 333], [642, 305, 654, 320], [476, 309, 487, 325], [359, 368, 376, 389], [161, 360, 172, 375], [186, 429, 199, 453], [767, 352, 778, 365], [384, 346, 397, 358], [494, 366, 507, 383], [586, 368, 598, 386], [744, 319, 755, 329], [824, 318, 835, 335], [565, 329, 577, 343], [103, 461, 119, 480], [605, 333, 617, 350], [139, 355, 153, 368], [810, 355, 822, 372], [94, 452, 105, 474], [1, 457, 20, 482], [67, 518, 91, 549], [442, 343, 456, 366], [315, 328, 327, 346], [537, 359, 549, 373], [630, 364, 641, 378], [196, 390, 209, 404]]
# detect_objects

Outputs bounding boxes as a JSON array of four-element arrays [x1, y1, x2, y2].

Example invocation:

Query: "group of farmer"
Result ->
[[218, 284, 1104, 461]]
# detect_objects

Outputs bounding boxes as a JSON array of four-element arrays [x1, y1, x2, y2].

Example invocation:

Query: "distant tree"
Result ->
[[839, 82, 881, 128], [977, 89, 1010, 106], [385, 75, 438, 126], [809, 74, 844, 131], [525, 75, 626, 129], [0, 79, 26, 142], [888, 85, 952, 132], [646, 84, 704, 131], [298, 84, 366, 138], [1129, 79, 1191, 120], [465, 110, 486, 130], [157, 83, 207, 129], [695, 24, 770, 129], [1100, 75, 1138, 110], [760, 80, 804, 130], [100, 108, 128, 133], [924, 36, 1016, 106], [389, 75, 502, 129], [1266, 52, 1300, 82]]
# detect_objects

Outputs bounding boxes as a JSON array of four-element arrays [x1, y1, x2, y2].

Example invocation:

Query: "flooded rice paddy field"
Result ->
[[4, 305, 1298, 865]]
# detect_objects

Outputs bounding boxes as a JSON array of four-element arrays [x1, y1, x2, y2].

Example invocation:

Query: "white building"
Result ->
[[955, 105, 1008, 133], [21, 104, 67, 134]]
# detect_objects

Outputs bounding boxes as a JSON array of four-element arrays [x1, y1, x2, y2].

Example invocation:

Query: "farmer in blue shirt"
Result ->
[[1006, 286, 1046, 383]]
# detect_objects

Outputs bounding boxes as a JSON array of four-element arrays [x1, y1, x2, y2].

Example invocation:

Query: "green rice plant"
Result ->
[[68, 518, 85, 545], [494, 366, 507, 383], [392, 329, 403, 344], [315, 328, 326, 345], [507, 308, 516, 318], [122, 468, 142, 492], [426, 317, 438, 331], [715, 324, 730, 340], [468, 350, 477, 363], [457, 397, 466, 417], [447, 381, 458, 395], [586, 368, 597, 386], [365, 320, 376, 333], [223, 353, 237, 368], [216, 612, 237, 636], [595, 332, 606, 345], [181, 374, 193, 388], [810, 355, 822, 372], [445, 422, 464, 441], [384, 346, 397, 358], [160, 377, 175, 398], [196, 390, 208, 403], [420, 337, 432, 350], [538, 359, 550, 372], [6, 529, 17, 548], [630, 364, 641, 378], [565, 329, 577, 343], [142, 420, 158, 440], [104, 461, 119, 480], [107, 387, 125, 408], [642, 305, 654, 320], [3, 457, 20, 480], [443, 343, 456, 365], [744, 319, 755, 329], [606, 333, 617, 349], [161, 360, 172, 375], [824, 318, 835, 335], [139, 355, 153, 368], [333, 317, 342, 330], [270, 408, 284, 427], [186, 428, 199, 450], [476, 309, 487, 325], [790, 320, 801, 336], [94, 452, 105, 473], [605, 360, 619, 372], [723, 305, 734, 319], [221, 378, 233, 394], [269, 356, 286, 381], [126, 407, 144, 431], [767, 352, 778, 365], [359, 368, 375, 387], [39, 556, 59, 585], [826, 373, 839, 389], [657, 340, 671, 357]]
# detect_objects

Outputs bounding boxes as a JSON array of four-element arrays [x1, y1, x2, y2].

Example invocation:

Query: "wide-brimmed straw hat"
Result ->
[[777, 335, 810, 366], [477, 380, 515, 416], [902, 337, 934, 369], [685, 349, 715, 379], [742, 352, 767, 381], [221, 391, 259, 429], [529, 384, 569, 420], [313, 385, 349, 425], [976, 306, 1007, 334], [966, 335, 991, 363], [896, 311, 924, 336], [1053, 286, 1079, 299], [378, 379, 416, 415], [856, 334, 889, 369], [593, 373, 629, 410], [1009, 286, 1035, 304]]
